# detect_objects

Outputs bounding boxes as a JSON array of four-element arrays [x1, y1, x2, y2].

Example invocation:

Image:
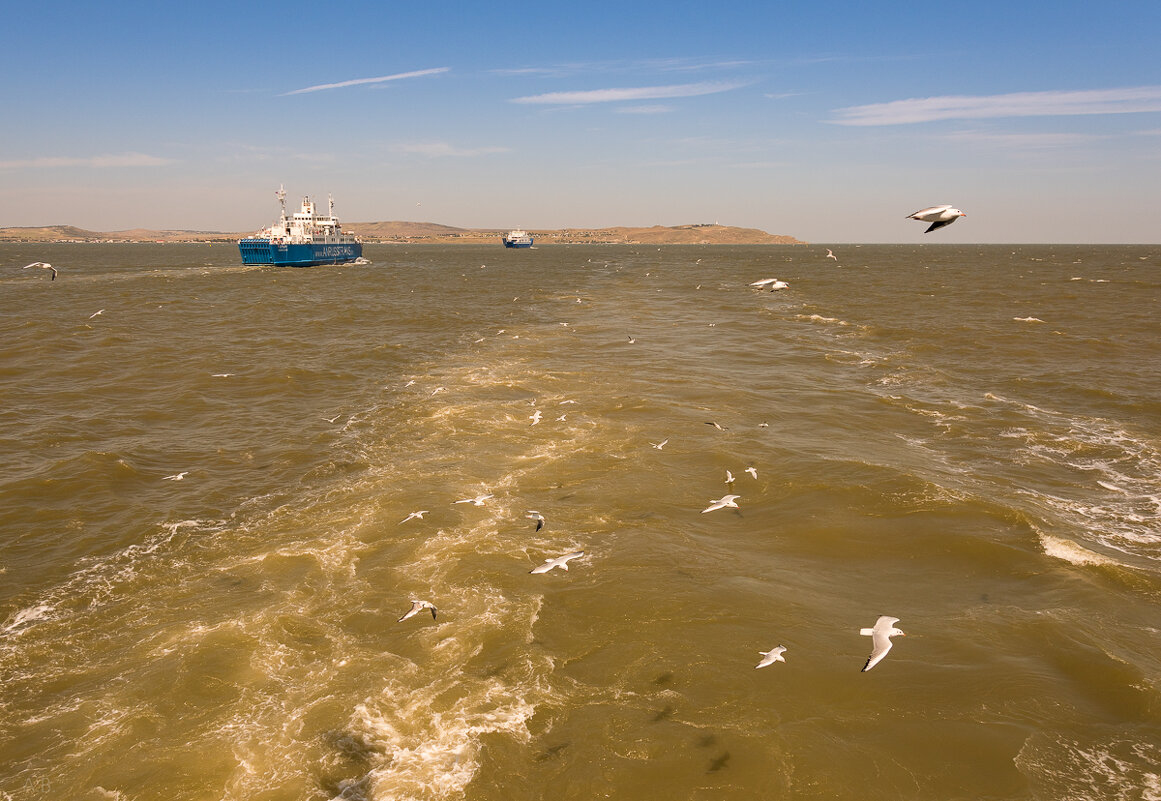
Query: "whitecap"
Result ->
[[2, 603, 56, 634], [1039, 533, 1118, 567]]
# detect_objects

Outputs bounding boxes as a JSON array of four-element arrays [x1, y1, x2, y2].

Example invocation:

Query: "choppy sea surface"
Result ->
[[1, 242, 1159, 801]]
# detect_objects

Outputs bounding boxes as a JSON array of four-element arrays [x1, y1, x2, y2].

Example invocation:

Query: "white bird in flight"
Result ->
[[650, 438, 669, 450], [89, 309, 105, 319], [530, 550, 585, 573], [398, 600, 437, 622], [454, 493, 493, 506], [23, 262, 57, 280], [825, 249, 837, 260], [399, 510, 429, 524], [906, 205, 965, 233], [745, 466, 758, 480], [702, 494, 740, 513], [526, 510, 545, 531], [725, 469, 735, 484], [749, 278, 788, 291], [162, 471, 188, 481], [530, 410, 542, 425], [756, 645, 787, 669], [860, 615, 906, 672]]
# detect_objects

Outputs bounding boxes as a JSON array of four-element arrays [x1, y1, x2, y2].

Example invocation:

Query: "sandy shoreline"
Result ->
[[0, 222, 806, 245]]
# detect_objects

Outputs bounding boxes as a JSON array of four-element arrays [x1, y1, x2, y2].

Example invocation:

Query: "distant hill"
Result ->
[[0, 222, 806, 245]]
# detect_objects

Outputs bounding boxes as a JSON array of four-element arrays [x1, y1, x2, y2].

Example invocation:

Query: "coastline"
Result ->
[[0, 222, 806, 246]]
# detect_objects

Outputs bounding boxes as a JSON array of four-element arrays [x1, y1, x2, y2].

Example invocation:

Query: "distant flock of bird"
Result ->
[[394, 457, 907, 671]]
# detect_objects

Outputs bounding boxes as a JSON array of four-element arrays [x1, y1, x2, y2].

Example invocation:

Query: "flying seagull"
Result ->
[[906, 205, 965, 233], [860, 615, 905, 672], [162, 471, 188, 481], [526, 510, 545, 531], [398, 599, 437, 622], [755, 645, 787, 669], [825, 249, 838, 260], [650, 438, 669, 450], [749, 278, 789, 291], [745, 466, 758, 480], [399, 510, 429, 524], [530, 550, 585, 574], [702, 494, 740, 513], [725, 469, 735, 485], [23, 262, 57, 280]]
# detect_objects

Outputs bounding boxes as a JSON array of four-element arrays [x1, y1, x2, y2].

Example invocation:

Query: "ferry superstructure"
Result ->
[[238, 186, 363, 266], [502, 229, 533, 248]]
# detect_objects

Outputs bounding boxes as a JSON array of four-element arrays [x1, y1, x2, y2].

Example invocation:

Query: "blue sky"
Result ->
[[3, 0, 1160, 242]]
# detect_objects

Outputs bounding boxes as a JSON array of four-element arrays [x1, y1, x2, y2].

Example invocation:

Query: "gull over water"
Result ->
[[860, 615, 905, 672], [755, 646, 788, 669], [906, 205, 965, 233], [530, 551, 585, 574], [398, 600, 437, 622]]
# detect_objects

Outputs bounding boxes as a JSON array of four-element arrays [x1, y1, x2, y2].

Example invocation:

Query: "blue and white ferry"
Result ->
[[502, 229, 533, 248], [238, 186, 363, 266]]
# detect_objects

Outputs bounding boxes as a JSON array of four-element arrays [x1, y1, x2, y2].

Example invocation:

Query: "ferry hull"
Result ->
[[502, 239, 533, 249], [239, 239, 363, 266]]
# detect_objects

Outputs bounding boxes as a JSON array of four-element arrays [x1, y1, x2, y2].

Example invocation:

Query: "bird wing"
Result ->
[[862, 638, 894, 671], [907, 205, 951, 220], [924, 219, 955, 233], [861, 616, 900, 671]]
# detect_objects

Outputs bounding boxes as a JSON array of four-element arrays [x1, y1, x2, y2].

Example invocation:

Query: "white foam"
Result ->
[[1039, 533, 1118, 567], [1016, 731, 1161, 801], [2, 603, 55, 634], [354, 677, 539, 800]]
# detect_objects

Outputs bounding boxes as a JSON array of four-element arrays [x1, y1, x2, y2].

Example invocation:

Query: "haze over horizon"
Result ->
[[4, 1, 1159, 243]]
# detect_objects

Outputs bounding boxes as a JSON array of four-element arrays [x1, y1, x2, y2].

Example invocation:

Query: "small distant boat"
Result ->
[[502, 229, 533, 248], [238, 186, 363, 267]]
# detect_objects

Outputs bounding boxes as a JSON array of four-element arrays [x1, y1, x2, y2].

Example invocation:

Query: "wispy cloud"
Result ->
[[283, 67, 449, 96], [392, 142, 509, 157], [831, 86, 1161, 125], [511, 80, 746, 105], [0, 153, 173, 169]]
